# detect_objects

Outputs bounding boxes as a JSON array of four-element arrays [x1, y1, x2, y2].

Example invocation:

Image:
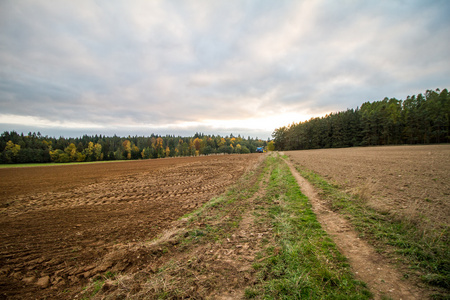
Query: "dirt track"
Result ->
[[0, 155, 260, 299]]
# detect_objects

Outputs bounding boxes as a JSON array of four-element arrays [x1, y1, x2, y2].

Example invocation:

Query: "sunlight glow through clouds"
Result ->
[[0, 111, 314, 138], [199, 112, 314, 132]]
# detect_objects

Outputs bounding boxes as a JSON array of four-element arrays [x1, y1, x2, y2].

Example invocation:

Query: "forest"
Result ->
[[2, 88, 448, 163], [0, 132, 268, 164], [272, 88, 449, 150]]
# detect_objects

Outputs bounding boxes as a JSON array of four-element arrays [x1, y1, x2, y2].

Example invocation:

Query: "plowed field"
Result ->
[[0, 154, 260, 299]]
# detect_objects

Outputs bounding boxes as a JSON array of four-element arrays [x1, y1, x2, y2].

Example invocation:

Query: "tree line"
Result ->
[[0, 132, 268, 164], [272, 88, 449, 150]]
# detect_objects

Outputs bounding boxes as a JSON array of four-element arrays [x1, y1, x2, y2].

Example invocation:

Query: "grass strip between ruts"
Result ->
[[246, 155, 371, 299]]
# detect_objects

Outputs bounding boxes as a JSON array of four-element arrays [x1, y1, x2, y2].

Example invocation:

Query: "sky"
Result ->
[[1, 0, 449, 140]]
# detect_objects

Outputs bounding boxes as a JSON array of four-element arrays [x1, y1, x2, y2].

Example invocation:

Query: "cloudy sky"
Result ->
[[1, 0, 449, 139]]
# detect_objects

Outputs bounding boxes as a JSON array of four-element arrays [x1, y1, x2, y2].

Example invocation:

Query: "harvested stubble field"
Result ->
[[285, 145, 450, 231], [0, 154, 261, 299]]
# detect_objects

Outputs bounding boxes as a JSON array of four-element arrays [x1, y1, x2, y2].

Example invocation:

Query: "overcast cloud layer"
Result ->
[[1, 0, 449, 139]]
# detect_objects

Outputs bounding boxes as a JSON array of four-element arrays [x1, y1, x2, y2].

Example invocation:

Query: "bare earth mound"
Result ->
[[285, 145, 450, 231], [0, 154, 260, 299]]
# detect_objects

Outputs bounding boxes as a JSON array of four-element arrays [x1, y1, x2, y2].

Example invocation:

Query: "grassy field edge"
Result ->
[[290, 160, 449, 299]]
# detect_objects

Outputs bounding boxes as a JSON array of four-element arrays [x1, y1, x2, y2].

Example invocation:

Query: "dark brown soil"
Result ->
[[0, 155, 260, 299]]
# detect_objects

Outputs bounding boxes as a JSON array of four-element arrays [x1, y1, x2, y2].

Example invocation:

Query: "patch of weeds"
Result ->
[[244, 287, 259, 298], [249, 155, 371, 299], [91, 279, 104, 296], [80, 271, 118, 299], [296, 166, 450, 295], [104, 271, 116, 279], [189, 229, 205, 239]]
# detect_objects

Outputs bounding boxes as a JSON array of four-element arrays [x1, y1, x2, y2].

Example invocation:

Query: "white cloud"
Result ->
[[0, 0, 449, 139], [0, 114, 105, 129]]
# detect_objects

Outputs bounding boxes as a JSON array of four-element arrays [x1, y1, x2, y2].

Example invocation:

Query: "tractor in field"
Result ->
[[256, 147, 264, 153]]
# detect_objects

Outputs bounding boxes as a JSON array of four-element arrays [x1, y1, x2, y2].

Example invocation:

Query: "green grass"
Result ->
[[0, 163, 54, 168], [0, 160, 130, 168], [295, 166, 450, 297], [247, 155, 371, 299], [81, 272, 117, 299]]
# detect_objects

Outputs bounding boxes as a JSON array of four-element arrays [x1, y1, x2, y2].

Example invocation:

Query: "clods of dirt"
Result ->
[[0, 154, 260, 299]]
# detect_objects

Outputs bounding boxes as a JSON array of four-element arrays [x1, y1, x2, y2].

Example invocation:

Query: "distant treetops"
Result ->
[[0, 133, 268, 164], [272, 88, 449, 151]]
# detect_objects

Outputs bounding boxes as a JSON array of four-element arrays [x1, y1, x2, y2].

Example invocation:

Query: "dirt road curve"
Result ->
[[0, 155, 260, 299]]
